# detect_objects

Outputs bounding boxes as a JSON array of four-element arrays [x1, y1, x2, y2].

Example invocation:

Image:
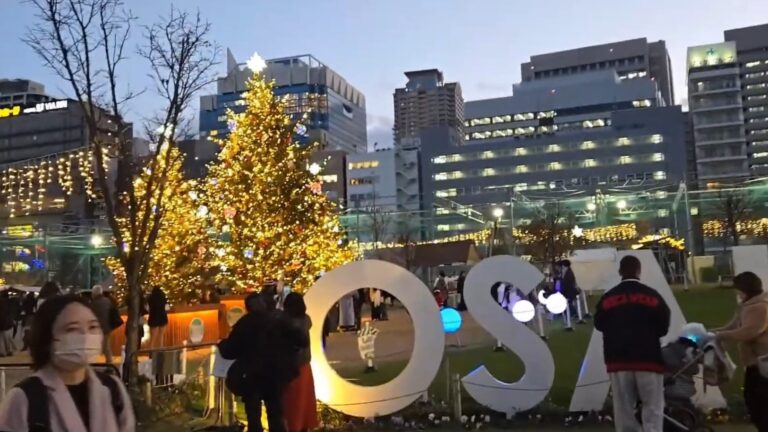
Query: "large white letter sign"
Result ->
[[569, 250, 726, 412], [304, 260, 445, 417], [462, 256, 555, 416]]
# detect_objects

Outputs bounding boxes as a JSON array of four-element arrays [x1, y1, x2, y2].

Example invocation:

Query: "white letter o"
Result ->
[[304, 260, 445, 417]]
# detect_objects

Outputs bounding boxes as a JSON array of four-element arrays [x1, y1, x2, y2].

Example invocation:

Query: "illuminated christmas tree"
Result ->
[[203, 71, 354, 292], [107, 145, 214, 303]]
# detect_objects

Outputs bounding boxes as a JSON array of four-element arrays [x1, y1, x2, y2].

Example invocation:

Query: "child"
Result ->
[[433, 289, 445, 308]]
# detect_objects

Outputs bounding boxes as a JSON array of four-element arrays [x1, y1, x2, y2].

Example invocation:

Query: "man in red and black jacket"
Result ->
[[595, 255, 670, 432]]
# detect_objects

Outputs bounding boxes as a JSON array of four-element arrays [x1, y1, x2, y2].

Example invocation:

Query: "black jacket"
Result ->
[[560, 268, 579, 301], [594, 279, 671, 373], [219, 310, 307, 389]]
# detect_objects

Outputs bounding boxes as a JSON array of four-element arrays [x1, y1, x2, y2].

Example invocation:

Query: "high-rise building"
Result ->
[[0, 79, 53, 108], [199, 50, 368, 165], [726, 24, 768, 178], [521, 38, 675, 106], [393, 69, 464, 146], [420, 70, 686, 237], [686, 23, 768, 185]]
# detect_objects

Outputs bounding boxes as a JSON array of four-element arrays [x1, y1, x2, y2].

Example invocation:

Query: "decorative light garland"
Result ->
[[0, 147, 97, 216]]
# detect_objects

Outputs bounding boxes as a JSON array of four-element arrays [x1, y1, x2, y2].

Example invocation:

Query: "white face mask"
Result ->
[[52, 333, 103, 370]]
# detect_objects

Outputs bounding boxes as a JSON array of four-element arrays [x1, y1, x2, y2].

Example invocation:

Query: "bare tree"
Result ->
[[366, 207, 393, 249], [715, 189, 751, 248], [25, 0, 219, 384]]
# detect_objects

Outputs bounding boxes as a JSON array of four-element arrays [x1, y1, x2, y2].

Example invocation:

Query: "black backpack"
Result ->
[[16, 371, 124, 432]]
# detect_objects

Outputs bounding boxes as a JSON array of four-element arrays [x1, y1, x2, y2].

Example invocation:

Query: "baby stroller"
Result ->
[[645, 323, 735, 432]]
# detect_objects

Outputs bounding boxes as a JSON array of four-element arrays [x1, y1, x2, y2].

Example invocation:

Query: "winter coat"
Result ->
[[717, 291, 768, 367]]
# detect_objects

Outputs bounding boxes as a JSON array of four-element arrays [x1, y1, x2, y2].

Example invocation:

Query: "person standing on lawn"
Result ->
[[714, 271, 768, 432], [594, 255, 670, 432]]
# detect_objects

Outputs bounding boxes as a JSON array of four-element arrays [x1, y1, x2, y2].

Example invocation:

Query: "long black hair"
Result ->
[[734, 271, 763, 300], [29, 295, 95, 370], [283, 292, 306, 318]]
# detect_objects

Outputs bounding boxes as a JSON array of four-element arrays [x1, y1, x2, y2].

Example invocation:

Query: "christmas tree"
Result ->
[[203, 72, 354, 292], [107, 145, 214, 303]]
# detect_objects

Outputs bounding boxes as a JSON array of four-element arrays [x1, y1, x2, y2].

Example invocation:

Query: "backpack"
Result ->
[[16, 371, 125, 432]]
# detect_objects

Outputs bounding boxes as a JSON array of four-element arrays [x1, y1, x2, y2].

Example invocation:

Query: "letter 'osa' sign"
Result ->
[[305, 251, 724, 418]]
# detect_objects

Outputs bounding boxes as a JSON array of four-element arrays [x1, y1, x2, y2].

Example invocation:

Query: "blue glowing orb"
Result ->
[[441, 307, 462, 334]]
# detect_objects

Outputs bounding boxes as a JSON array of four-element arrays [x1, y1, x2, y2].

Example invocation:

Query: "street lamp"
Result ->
[[616, 199, 627, 210], [586, 202, 597, 211], [492, 207, 504, 219], [90, 234, 103, 247]]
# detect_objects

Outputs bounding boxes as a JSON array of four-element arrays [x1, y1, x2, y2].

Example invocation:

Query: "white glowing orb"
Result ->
[[246, 52, 267, 73], [512, 300, 536, 322], [196, 205, 209, 218], [538, 290, 548, 304], [308, 162, 322, 175], [546, 292, 568, 314]]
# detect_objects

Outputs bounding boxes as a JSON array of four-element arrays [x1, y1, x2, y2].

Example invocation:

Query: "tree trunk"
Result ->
[[124, 271, 141, 386]]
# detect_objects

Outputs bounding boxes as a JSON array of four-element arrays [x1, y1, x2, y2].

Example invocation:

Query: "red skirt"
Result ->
[[282, 363, 319, 431]]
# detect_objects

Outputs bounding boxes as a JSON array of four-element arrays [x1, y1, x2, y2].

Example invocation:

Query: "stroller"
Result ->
[[648, 323, 735, 432]]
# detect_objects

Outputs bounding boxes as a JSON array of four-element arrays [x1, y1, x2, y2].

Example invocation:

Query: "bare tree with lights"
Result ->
[[25, 0, 219, 384]]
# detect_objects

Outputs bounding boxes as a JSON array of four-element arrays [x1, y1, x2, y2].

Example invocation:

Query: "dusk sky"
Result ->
[[2, 0, 768, 147]]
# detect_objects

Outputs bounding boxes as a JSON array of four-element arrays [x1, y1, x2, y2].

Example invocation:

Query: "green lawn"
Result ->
[[338, 287, 744, 411]]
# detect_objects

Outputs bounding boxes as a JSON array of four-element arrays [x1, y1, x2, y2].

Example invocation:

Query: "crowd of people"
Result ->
[[219, 290, 317, 432]]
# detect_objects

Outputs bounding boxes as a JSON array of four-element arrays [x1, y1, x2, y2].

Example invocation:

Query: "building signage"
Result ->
[[687, 42, 737, 70], [0, 99, 69, 120]]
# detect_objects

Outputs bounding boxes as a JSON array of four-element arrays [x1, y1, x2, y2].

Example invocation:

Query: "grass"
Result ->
[[337, 286, 743, 410]]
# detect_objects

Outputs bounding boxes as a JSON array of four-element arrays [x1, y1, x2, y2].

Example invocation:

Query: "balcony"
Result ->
[[694, 136, 746, 146], [693, 118, 744, 129], [690, 102, 742, 113], [697, 154, 747, 163], [689, 82, 740, 95]]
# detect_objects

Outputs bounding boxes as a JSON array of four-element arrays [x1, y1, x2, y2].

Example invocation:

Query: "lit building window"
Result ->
[[515, 165, 528, 173], [618, 155, 633, 164], [748, 106, 766, 113], [348, 160, 380, 170], [548, 161, 562, 170], [753, 152, 768, 158], [746, 61, 762, 68], [547, 144, 561, 152], [654, 171, 667, 180], [514, 183, 528, 191], [650, 134, 663, 144], [747, 83, 768, 90], [748, 95, 768, 101], [515, 148, 528, 156], [481, 168, 496, 176], [652, 153, 665, 161], [481, 151, 496, 159], [583, 159, 597, 168], [581, 141, 596, 150], [320, 175, 338, 183], [750, 129, 768, 135], [617, 137, 631, 146], [632, 99, 652, 108], [434, 173, 448, 181], [435, 189, 457, 198]]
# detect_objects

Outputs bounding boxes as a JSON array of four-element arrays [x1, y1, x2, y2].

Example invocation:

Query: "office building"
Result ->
[[521, 38, 675, 106], [0, 79, 53, 109], [199, 50, 368, 162], [420, 70, 686, 235], [310, 149, 347, 206], [393, 69, 464, 146], [687, 24, 768, 184]]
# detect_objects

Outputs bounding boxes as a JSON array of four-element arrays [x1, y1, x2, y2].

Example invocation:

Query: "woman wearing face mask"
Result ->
[[0, 295, 135, 432], [714, 271, 768, 432]]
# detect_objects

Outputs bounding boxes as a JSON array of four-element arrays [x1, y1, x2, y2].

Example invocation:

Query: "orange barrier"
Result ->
[[109, 304, 225, 355]]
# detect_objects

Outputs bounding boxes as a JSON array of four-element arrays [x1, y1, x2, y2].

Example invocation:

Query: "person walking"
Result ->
[[714, 271, 768, 432], [457, 271, 467, 311], [147, 286, 168, 349], [281, 293, 318, 432], [434, 271, 448, 300], [91, 285, 121, 364], [0, 295, 135, 432], [594, 255, 670, 432]]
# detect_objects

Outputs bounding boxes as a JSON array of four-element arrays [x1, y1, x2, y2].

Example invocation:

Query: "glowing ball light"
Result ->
[[441, 307, 463, 334], [538, 291, 569, 314], [546, 292, 568, 314], [512, 300, 536, 322]]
